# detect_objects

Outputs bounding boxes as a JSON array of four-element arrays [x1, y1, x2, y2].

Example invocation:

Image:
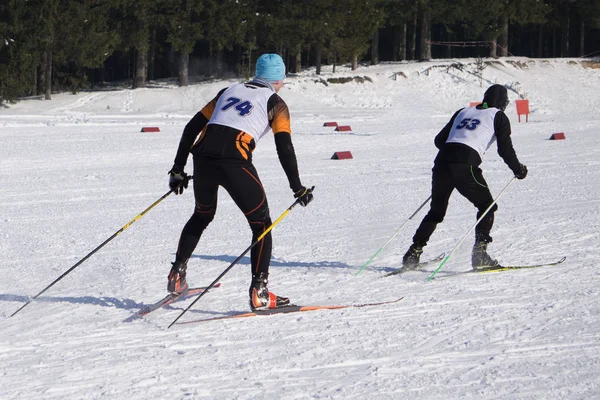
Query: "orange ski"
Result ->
[[176, 297, 403, 325]]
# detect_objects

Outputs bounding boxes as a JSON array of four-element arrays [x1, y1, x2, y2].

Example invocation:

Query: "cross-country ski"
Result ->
[[123, 284, 222, 322], [176, 297, 403, 324], [383, 253, 445, 277]]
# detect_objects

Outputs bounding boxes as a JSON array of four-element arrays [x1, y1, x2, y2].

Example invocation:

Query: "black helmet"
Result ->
[[482, 84, 509, 111]]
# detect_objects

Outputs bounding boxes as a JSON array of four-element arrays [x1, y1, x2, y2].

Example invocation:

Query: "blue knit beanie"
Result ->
[[255, 54, 286, 82]]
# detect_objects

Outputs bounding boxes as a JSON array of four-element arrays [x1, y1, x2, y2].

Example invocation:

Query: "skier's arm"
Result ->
[[434, 109, 462, 149], [269, 94, 303, 192], [274, 133, 303, 192], [173, 88, 226, 168], [494, 112, 522, 173], [173, 112, 209, 168]]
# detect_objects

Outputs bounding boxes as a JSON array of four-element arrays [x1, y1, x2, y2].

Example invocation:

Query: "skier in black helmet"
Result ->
[[402, 84, 528, 271]]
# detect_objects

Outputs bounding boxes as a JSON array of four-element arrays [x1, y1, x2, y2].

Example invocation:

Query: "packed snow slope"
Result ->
[[1, 57, 599, 399]]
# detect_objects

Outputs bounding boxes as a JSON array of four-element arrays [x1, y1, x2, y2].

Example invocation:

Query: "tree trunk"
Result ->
[[148, 28, 156, 80], [537, 25, 544, 58], [489, 38, 497, 58], [400, 23, 407, 61], [498, 18, 509, 57], [351, 55, 358, 71], [44, 44, 52, 100], [295, 48, 301, 73], [208, 43, 214, 76], [392, 26, 399, 61], [178, 52, 189, 87], [419, 9, 431, 61], [217, 48, 224, 77], [579, 20, 585, 57], [168, 46, 177, 77], [315, 44, 322, 75], [409, 14, 417, 60], [133, 48, 147, 88], [332, 53, 336, 73], [32, 67, 38, 96], [371, 30, 379, 65], [560, 7, 570, 57], [444, 30, 452, 58]]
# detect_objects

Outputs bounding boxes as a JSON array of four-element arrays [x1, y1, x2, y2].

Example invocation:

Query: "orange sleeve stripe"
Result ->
[[271, 115, 291, 134], [200, 98, 217, 120], [271, 99, 292, 134]]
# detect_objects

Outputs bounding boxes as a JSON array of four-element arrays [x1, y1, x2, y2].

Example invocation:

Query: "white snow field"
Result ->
[[1, 58, 599, 399]]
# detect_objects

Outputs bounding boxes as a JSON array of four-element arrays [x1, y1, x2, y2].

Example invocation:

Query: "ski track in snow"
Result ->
[[1, 58, 599, 399]]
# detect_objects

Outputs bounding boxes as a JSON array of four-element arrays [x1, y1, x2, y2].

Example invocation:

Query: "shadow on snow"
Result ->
[[189, 253, 353, 270]]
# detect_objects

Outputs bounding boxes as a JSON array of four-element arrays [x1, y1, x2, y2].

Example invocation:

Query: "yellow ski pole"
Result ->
[[10, 179, 190, 318]]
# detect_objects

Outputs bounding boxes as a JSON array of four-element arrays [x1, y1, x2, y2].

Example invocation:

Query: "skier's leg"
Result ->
[[404, 166, 454, 268], [168, 159, 219, 293], [221, 163, 289, 310], [454, 165, 499, 267]]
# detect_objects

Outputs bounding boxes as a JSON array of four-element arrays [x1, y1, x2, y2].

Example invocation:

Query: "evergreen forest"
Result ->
[[1, 0, 599, 105]]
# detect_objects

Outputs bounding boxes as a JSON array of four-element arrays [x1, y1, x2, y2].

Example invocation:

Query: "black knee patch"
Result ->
[[479, 203, 498, 214], [249, 218, 272, 235], [189, 209, 215, 229], [425, 211, 445, 224]]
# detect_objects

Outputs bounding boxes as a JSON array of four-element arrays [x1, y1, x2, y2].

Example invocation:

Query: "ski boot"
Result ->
[[471, 241, 500, 269], [249, 272, 290, 311], [167, 260, 188, 294], [401, 243, 423, 271]]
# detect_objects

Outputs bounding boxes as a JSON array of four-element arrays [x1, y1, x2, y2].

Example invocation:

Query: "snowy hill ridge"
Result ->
[[1, 58, 599, 400]]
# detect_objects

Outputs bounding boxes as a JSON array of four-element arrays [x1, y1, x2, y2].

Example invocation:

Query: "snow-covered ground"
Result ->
[[1, 57, 599, 399]]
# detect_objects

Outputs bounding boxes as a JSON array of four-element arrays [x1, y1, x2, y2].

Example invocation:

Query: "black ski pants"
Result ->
[[413, 163, 497, 246], [175, 157, 272, 277]]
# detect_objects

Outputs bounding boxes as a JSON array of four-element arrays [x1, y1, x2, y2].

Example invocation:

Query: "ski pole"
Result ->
[[427, 177, 517, 282], [10, 180, 190, 318], [167, 189, 312, 329], [355, 195, 432, 276]]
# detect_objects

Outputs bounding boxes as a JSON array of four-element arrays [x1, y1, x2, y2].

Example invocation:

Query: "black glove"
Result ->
[[514, 164, 528, 180], [294, 186, 313, 207], [168, 165, 189, 194]]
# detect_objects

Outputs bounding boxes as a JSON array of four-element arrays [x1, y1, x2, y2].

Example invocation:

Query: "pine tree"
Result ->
[[117, 0, 162, 88], [202, 0, 257, 79], [330, 0, 385, 71], [157, 0, 204, 86], [0, 0, 31, 105]]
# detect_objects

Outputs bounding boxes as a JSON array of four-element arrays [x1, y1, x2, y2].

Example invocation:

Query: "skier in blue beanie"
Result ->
[[255, 53, 286, 82], [166, 53, 313, 311]]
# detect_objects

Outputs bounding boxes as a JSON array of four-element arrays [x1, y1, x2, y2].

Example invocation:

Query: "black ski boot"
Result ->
[[471, 241, 500, 269], [249, 272, 290, 311], [167, 261, 188, 294], [402, 243, 423, 271]]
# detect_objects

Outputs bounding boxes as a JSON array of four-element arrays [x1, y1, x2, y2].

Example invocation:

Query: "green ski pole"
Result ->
[[356, 195, 431, 276]]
